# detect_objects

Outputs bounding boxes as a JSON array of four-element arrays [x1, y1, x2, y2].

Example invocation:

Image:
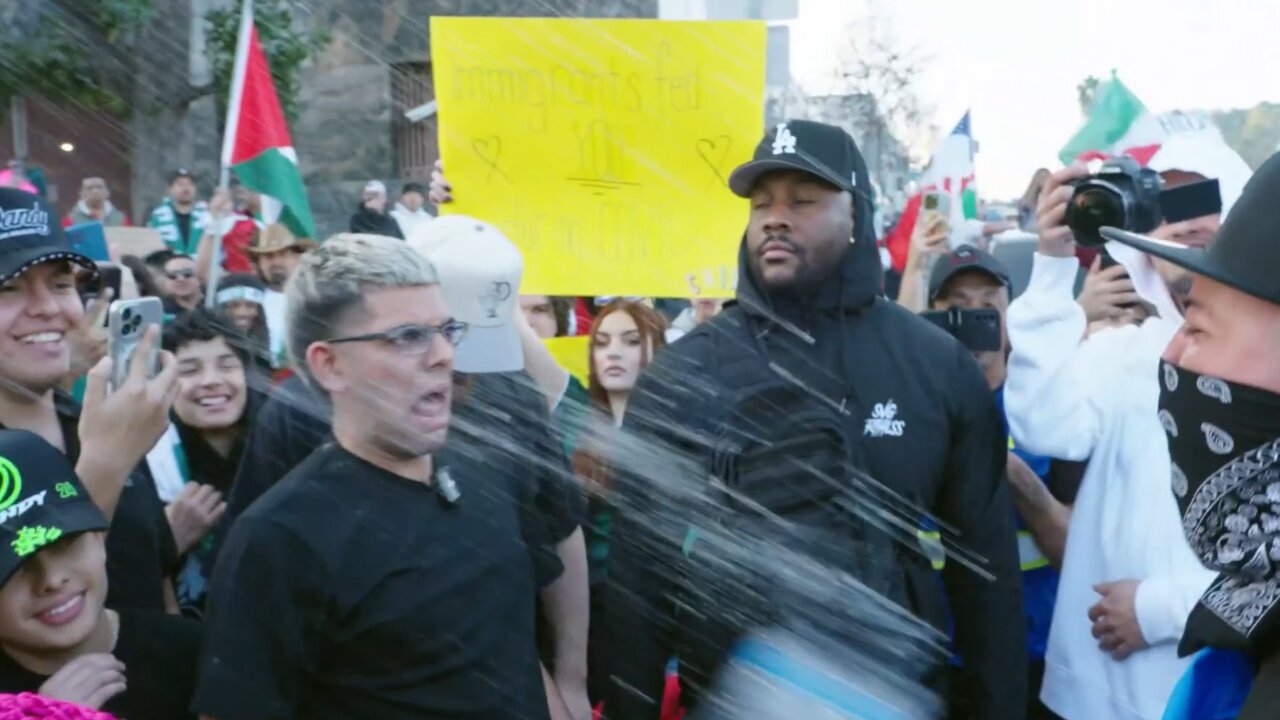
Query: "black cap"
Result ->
[[0, 430, 108, 589], [928, 245, 1012, 302], [1103, 150, 1280, 306], [0, 188, 97, 284], [402, 182, 427, 196], [729, 120, 861, 198], [169, 168, 195, 184]]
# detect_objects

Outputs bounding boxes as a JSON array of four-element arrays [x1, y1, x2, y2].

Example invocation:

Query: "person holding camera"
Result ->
[[1004, 140, 1251, 719]]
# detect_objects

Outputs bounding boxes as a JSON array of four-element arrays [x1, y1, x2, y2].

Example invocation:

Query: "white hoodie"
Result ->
[[1004, 134, 1252, 720], [391, 203, 432, 239]]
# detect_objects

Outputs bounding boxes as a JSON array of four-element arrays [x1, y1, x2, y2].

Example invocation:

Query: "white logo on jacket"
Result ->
[[863, 400, 905, 437]]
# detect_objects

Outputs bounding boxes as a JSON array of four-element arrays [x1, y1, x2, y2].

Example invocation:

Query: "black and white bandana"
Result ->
[[1159, 361, 1280, 652]]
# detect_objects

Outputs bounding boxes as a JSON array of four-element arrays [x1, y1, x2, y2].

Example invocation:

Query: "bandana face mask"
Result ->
[[1158, 361, 1280, 641]]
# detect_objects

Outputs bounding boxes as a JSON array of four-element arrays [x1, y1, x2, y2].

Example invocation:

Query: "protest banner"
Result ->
[[432, 17, 766, 299], [105, 227, 165, 261]]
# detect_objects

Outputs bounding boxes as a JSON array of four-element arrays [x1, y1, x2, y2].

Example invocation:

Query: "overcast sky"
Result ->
[[785, 0, 1280, 198]]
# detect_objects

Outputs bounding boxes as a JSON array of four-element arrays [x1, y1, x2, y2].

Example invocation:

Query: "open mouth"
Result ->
[[412, 388, 451, 418], [196, 394, 232, 408], [18, 331, 64, 346]]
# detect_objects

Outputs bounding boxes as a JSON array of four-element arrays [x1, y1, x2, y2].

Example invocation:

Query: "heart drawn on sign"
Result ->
[[695, 136, 733, 189], [472, 136, 512, 184]]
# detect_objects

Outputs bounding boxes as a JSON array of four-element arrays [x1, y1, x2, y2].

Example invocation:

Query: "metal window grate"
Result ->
[[391, 62, 437, 182]]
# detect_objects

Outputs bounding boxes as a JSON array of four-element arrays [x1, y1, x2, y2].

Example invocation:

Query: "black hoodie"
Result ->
[[348, 204, 405, 239], [604, 145, 1025, 719]]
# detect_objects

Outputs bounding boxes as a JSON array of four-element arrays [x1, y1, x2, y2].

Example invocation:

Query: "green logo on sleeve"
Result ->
[[0, 457, 21, 512], [12, 526, 62, 558]]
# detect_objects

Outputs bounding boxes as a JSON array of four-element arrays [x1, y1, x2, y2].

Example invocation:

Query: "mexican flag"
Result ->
[[1058, 72, 1156, 165], [1057, 73, 1251, 216], [884, 111, 979, 273], [220, 0, 315, 240]]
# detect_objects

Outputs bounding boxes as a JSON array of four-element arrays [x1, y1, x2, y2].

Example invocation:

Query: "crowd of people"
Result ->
[[0, 95, 1276, 720]]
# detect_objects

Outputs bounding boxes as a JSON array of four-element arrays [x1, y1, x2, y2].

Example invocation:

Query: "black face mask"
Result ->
[[1158, 361, 1280, 646]]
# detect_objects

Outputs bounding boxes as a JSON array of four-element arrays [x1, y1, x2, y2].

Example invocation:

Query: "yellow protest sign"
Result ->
[[431, 17, 765, 299], [544, 335, 591, 388]]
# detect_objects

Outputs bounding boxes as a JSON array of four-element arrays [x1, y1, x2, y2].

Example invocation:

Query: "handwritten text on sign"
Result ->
[[432, 18, 765, 298]]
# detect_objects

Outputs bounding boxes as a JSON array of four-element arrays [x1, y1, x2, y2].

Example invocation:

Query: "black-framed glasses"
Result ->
[[326, 320, 469, 355]]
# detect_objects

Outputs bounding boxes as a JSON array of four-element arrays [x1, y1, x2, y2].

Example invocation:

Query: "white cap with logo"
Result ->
[[407, 215, 524, 374]]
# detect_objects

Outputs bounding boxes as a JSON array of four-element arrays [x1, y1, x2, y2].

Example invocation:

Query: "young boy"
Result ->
[[0, 430, 200, 718]]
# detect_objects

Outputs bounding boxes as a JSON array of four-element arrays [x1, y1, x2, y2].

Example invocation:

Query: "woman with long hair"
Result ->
[[566, 300, 667, 709]]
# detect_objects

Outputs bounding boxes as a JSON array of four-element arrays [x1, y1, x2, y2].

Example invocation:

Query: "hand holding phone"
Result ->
[[921, 307, 1002, 352], [108, 298, 164, 390]]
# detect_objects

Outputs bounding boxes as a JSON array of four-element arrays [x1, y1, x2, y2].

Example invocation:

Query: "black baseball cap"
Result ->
[[929, 245, 1012, 302], [729, 120, 861, 198], [0, 430, 108, 589], [169, 168, 195, 184], [1103, 150, 1280, 306], [0, 188, 97, 284]]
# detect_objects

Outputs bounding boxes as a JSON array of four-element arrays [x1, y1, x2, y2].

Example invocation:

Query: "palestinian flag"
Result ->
[[884, 112, 979, 273], [220, 0, 315, 240]]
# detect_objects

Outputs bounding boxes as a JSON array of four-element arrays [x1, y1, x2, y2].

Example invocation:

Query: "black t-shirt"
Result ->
[[0, 394, 177, 612], [0, 609, 201, 720], [215, 372, 583, 583], [193, 443, 551, 720]]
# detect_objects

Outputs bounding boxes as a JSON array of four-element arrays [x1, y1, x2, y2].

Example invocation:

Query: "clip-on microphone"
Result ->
[[436, 466, 462, 508]]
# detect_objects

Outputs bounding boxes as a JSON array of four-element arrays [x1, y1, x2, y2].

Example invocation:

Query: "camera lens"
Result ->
[[1067, 185, 1125, 247]]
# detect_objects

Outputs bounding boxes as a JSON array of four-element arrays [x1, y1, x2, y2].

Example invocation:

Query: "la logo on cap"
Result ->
[[772, 123, 797, 155]]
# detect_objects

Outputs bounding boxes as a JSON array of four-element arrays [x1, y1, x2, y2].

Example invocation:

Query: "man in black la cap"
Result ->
[[607, 121, 1025, 719], [0, 429, 201, 718], [1107, 151, 1280, 717]]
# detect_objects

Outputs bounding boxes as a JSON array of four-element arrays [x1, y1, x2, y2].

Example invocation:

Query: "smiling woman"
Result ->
[[0, 431, 201, 720]]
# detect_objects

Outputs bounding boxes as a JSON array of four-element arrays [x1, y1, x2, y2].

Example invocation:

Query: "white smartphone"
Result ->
[[108, 297, 163, 390]]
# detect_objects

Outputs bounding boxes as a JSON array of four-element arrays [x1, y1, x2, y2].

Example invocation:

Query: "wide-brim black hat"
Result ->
[[1102, 150, 1280, 306]]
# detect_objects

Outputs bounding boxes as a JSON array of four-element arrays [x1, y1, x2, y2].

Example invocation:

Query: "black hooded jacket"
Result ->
[[604, 148, 1025, 719], [348, 204, 405, 239]]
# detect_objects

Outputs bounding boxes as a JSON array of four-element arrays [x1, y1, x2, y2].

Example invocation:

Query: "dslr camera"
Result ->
[[1065, 155, 1223, 247], [1065, 156, 1162, 247]]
